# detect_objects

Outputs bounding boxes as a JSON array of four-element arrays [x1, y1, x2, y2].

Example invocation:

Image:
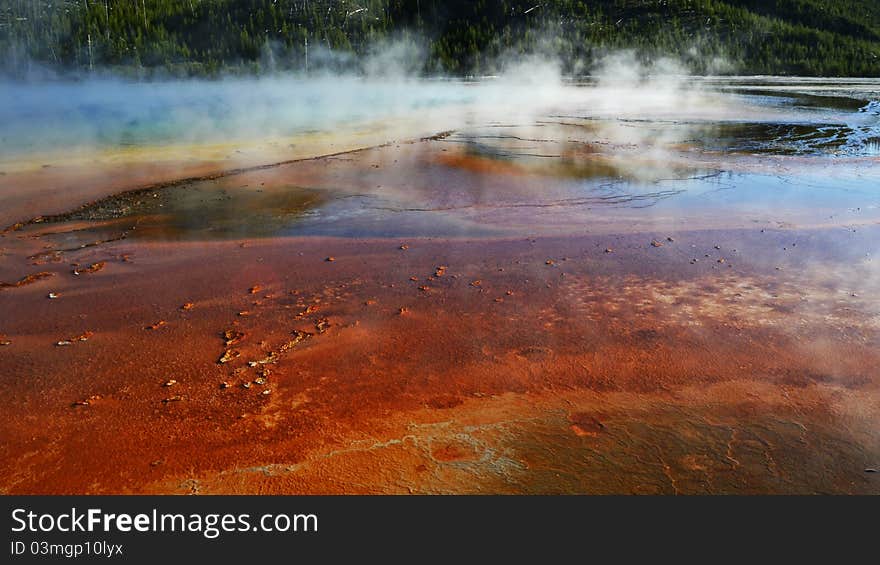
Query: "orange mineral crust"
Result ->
[[1, 227, 878, 494]]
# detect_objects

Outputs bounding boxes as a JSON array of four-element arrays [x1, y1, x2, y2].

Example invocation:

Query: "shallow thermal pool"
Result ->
[[7, 77, 880, 243]]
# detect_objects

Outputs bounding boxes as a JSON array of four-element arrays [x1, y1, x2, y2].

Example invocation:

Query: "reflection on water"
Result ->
[[22, 77, 880, 242], [45, 182, 326, 241]]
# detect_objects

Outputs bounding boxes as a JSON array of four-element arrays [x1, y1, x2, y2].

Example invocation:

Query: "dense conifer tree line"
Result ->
[[2, 0, 878, 76]]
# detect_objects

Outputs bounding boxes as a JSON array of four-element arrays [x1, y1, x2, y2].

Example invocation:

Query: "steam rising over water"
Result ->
[[2, 69, 880, 241], [3, 70, 877, 159]]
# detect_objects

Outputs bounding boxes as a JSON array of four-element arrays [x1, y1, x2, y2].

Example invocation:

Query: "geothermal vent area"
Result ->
[[1, 71, 880, 494]]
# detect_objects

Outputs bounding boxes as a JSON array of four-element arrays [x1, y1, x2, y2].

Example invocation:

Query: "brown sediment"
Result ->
[[435, 151, 529, 176], [223, 330, 245, 347], [421, 131, 456, 142], [218, 350, 241, 364], [56, 331, 94, 346], [0, 271, 54, 289], [74, 262, 106, 275], [569, 412, 605, 437]]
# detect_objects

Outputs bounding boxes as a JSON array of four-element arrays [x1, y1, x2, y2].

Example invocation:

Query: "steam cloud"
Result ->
[[0, 40, 742, 172]]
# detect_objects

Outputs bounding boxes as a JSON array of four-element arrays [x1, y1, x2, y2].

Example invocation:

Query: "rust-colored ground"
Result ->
[[1, 138, 879, 494]]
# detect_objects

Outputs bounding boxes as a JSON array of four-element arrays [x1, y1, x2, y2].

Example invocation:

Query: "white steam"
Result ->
[[0, 43, 745, 176]]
